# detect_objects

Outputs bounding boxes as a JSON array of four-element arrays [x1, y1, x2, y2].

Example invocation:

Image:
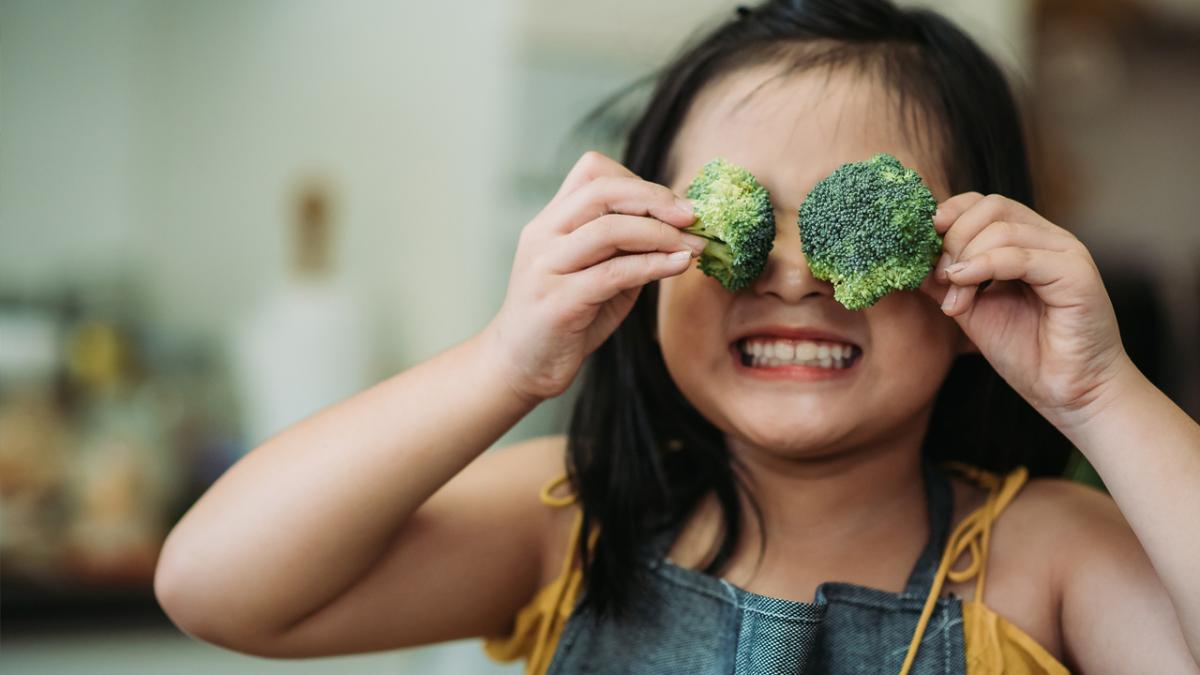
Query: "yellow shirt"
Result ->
[[483, 462, 1069, 675]]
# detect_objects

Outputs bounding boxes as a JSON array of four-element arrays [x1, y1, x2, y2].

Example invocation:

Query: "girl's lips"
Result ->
[[728, 342, 862, 381]]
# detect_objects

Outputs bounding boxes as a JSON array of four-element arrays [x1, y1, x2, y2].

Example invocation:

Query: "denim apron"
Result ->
[[543, 460, 966, 674]]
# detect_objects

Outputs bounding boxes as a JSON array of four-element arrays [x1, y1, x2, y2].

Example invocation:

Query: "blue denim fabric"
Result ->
[[545, 460, 966, 674]]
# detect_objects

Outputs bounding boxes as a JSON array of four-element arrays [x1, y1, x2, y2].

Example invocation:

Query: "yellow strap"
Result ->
[[527, 473, 599, 674], [897, 464, 1028, 675], [539, 473, 577, 507]]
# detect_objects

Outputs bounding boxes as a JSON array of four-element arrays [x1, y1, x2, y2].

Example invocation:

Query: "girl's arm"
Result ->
[[154, 151, 705, 656], [1054, 362, 1200, 671], [155, 330, 537, 654], [925, 192, 1200, 671]]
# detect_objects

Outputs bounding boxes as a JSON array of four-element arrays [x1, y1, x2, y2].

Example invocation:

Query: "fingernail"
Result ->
[[941, 286, 959, 312], [676, 198, 694, 217], [682, 233, 708, 254], [945, 261, 968, 276], [669, 250, 692, 263], [935, 253, 951, 280]]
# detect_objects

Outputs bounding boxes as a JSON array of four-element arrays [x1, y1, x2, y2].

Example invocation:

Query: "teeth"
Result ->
[[738, 338, 858, 370], [775, 340, 794, 360]]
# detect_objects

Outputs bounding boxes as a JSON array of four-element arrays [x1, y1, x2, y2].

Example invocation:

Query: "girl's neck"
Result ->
[[725, 419, 930, 558]]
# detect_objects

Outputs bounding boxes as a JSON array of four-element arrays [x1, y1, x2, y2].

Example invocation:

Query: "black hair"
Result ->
[[564, 0, 1072, 621]]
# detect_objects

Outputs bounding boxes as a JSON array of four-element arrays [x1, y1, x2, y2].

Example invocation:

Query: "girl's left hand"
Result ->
[[921, 192, 1132, 430]]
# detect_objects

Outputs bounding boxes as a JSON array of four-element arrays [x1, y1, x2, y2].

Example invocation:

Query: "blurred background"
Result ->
[[1, 0, 1197, 672]]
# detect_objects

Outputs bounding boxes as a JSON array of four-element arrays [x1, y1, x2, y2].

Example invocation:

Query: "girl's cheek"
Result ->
[[658, 274, 729, 354], [661, 271, 713, 317], [867, 294, 960, 378]]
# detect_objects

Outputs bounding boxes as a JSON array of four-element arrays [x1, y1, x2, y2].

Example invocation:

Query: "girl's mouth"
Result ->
[[732, 336, 862, 377]]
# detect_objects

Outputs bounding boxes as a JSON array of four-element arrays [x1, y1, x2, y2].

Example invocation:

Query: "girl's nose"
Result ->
[[749, 209, 834, 303]]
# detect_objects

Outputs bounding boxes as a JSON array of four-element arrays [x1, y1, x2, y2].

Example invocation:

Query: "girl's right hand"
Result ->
[[483, 151, 707, 404]]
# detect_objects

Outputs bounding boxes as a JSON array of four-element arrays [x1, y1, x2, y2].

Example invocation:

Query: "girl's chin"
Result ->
[[725, 395, 858, 423], [725, 420, 855, 456]]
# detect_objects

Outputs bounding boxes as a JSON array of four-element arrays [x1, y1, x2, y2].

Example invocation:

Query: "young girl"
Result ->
[[154, 1, 1200, 673]]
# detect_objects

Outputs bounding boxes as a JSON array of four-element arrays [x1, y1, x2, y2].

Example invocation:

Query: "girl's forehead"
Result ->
[[667, 64, 950, 208]]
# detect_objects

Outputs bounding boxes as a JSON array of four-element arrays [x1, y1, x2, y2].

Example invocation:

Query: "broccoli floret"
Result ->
[[684, 157, 776, 292], [798, 153, 941, 310]]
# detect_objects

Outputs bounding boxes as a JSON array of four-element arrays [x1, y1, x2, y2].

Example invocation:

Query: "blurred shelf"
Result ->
[[1, 575, 167, 635]]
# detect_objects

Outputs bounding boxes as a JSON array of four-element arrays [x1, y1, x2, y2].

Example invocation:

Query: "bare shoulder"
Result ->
[[1012, 474, 1118, 517], [1001, 474, 1147, 599], [485, 432, 569, 487], [949, 471, 1126, 573], [1003, 475, 1130, 562], [946, 470, 1132, 662], [1001, 475, 1197, 672], [486, 433, 578, 591]]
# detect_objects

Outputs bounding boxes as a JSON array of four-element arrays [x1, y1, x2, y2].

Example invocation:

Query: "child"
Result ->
[[154, 0, 1200, 673]]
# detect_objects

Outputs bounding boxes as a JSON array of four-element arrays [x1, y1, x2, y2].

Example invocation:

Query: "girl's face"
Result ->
[[659, 64, 966, 457]]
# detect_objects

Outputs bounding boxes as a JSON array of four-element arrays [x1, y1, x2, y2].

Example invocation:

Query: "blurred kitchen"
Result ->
[[1, 0, 1197, 673]]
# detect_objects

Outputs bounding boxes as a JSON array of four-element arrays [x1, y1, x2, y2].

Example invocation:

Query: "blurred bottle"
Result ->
[[230, 178, 372, 449]]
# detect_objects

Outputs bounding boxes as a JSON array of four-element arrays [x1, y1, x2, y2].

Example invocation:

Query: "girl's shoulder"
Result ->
[[982, 468, 1125, 576], [989, 468, 1131, 602], [463, 433, 578, 604], [516, 434, 582, 591], [943, 462, 1118, 546], [943, 462, 1124, 664]]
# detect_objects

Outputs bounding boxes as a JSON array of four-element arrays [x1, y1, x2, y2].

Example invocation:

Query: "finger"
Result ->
[[571, 250, 694, 303], [939, 283, 978, 317], [544, 175, 695, 234], [930, 192, 984, 281], [937, 220, 1078, 282], [935, 194, 1050, 280], [931, 192, 984, 235], [547, 214, 706, 273], [941, 247, 1088, 315], [551, 150, 638, 203]]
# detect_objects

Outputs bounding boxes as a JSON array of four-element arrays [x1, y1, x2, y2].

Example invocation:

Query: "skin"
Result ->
[[154, 62, 1200, 673]]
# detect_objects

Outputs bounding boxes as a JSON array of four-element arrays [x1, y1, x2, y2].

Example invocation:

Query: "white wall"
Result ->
[[0, 0, 146, 293], [2, 0, 513, 374]]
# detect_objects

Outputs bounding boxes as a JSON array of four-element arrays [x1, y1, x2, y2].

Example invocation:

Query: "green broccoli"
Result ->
[[797, 153, 941, 310], [684, 157, 776, 292]]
